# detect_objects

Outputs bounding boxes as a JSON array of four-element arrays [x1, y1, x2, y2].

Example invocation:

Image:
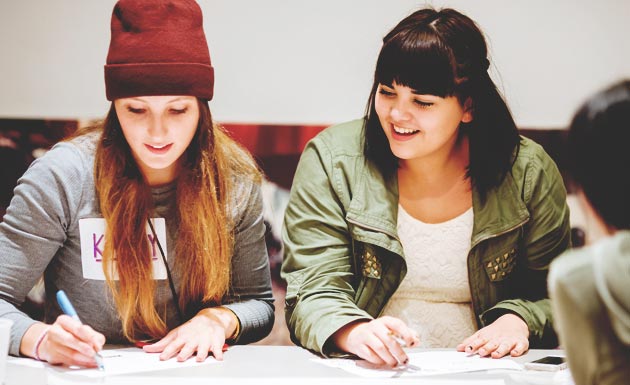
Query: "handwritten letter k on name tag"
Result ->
[[79, 218, 167, 280]]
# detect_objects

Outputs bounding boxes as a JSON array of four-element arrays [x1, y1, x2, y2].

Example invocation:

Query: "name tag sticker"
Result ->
[[79, 218, 167, 280]]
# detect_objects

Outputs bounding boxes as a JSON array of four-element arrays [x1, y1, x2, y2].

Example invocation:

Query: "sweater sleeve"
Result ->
[[221, 180, 275, 344], [0, 142, 87, 356]]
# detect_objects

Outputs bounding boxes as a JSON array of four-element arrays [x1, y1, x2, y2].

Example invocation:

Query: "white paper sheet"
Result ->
[[66, 347, 219, 377], [47, 374, 506, 385], [312, 350, 523, 378], [8, 347, 219, 378]]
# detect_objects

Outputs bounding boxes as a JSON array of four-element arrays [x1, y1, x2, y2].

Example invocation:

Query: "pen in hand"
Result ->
[[388, 332, 422, 372], [389, 332, 408, 348], [56, 290, 105, 370]]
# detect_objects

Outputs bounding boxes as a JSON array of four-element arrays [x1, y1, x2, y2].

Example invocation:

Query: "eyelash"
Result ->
[[126, 107, 188, 114], [378, 88, 395, 97], [127, 106, 145, 114], [414, 100, 434, 108], [378, 88, 434, 108]]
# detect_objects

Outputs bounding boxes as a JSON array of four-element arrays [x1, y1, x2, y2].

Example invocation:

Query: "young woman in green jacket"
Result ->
[[281, 8, 570, 367]]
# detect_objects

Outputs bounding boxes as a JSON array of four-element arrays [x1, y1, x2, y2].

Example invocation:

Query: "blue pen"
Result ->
[[56, 290, 105, 370]]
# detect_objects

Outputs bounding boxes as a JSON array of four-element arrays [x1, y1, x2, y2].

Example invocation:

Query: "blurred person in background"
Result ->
[[549, 80, 630, 385]]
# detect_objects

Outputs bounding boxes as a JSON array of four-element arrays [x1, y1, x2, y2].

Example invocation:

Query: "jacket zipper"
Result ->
[[471, 218, 530, 249], [467, 217, 529, 326], [346, 216, 403, 315], [346, 217, 401, 245]]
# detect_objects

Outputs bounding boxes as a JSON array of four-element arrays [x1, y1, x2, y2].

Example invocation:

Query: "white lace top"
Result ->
[[381, 204, 477, 348]]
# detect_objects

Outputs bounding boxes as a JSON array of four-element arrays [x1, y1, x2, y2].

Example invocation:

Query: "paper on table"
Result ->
[[9, 347, 219, 378], [49, 375, 507, 385], [312, 350, 522, 378], [407, 351, 523, 374], [66, 347, 219, 377]]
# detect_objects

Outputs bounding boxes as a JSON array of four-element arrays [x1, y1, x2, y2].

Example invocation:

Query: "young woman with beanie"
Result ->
[[0, 0, 274, 367], [281, 8, 570, 367]]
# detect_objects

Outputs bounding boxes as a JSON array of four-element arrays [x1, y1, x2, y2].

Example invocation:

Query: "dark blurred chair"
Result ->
[[571, 227, 586, 248]]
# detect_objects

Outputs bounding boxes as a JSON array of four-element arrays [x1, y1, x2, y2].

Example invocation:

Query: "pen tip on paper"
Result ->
[[95, 352, 105, 371]]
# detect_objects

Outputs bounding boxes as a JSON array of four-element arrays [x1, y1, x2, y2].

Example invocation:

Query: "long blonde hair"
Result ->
[[78, 99, 259, 341]]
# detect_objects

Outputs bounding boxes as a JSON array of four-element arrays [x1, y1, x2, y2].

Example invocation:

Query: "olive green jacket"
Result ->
[[281, 119, 571, 356]]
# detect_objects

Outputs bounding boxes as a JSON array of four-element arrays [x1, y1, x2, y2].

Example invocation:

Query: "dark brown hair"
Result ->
[[363, 8, 520, 198]]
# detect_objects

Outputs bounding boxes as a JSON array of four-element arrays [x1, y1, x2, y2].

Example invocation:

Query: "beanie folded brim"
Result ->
[[105, 62, 214, 101]]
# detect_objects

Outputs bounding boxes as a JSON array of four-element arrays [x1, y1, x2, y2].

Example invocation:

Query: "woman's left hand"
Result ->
[[142, 307, 238, 362], [456, 313, 529, 358]]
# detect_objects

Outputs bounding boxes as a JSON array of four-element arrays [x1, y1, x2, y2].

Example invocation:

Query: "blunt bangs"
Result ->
[[375, 29, 457, 97]]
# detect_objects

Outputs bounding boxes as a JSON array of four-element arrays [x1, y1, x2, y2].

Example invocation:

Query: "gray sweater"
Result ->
[[549, 231, 630, 385], [0, 134, 274, 356]]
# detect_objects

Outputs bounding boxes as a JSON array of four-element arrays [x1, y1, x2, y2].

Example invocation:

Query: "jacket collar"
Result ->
[[346, 160, 529, 251]]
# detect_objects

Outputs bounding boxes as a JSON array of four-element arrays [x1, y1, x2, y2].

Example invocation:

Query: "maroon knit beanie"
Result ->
[[104, 0, 214, 101]]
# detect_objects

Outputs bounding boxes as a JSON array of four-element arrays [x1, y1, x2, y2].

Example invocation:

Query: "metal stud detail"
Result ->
[[361, 251, 382, 279]]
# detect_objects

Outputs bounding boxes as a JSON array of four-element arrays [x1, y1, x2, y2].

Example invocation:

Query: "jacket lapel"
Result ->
[[471, 171, 530, 248], [345, 160, 403, 257]]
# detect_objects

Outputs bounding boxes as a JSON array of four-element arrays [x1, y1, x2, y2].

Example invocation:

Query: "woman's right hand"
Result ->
[[29, 315, 105, 367], [332, 316, 419, 367]]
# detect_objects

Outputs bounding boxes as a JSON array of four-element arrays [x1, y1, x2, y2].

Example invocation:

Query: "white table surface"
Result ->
[[5, 345, 572, 385]]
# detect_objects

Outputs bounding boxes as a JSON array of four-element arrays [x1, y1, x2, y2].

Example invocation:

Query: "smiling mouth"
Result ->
[[392, 125, 420, 135], [145, 143, 173, 153]]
